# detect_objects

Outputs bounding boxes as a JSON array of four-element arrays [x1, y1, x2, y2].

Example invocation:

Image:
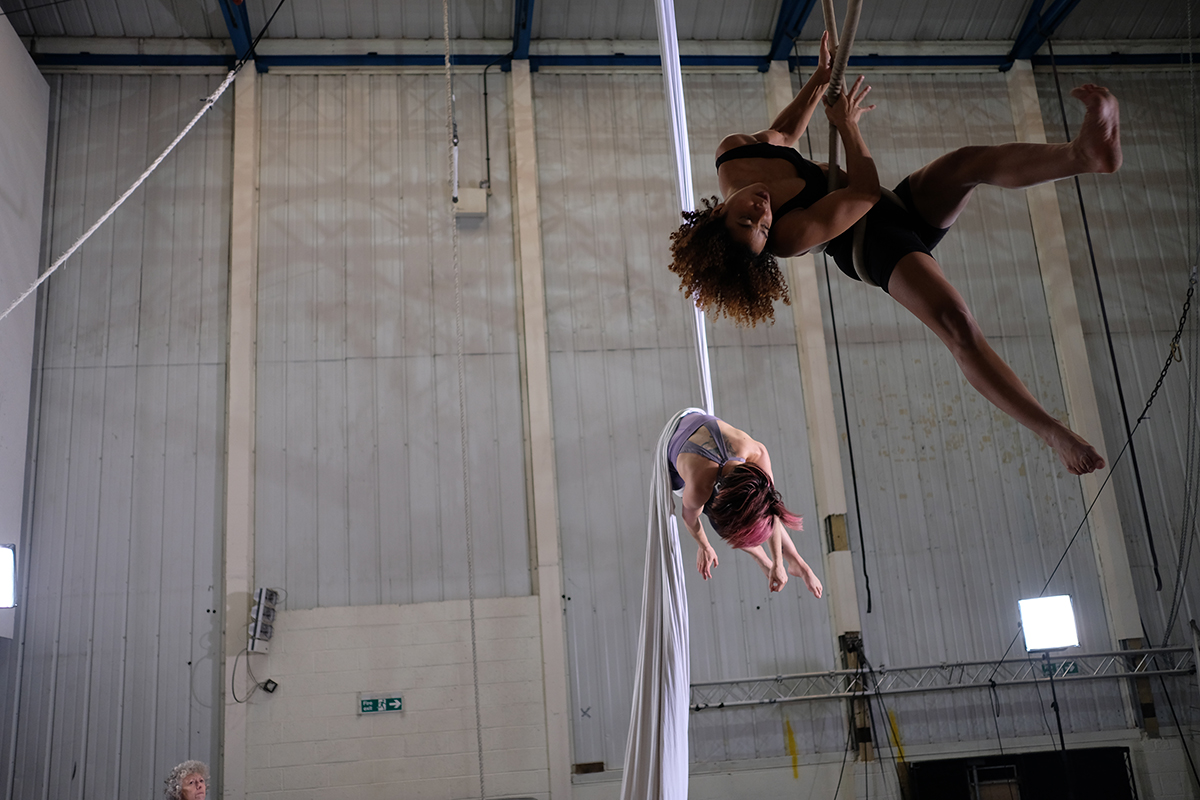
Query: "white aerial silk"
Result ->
[[619, 408, 701, 800], [622, 0, 713, 791], [654, 0, 713, 416]]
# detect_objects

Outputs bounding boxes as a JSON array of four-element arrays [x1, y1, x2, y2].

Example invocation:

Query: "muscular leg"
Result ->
[[906, 85, 1121, 229], [888, 252, 1105, 475]]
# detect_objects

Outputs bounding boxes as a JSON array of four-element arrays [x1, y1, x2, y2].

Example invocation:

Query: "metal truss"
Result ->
[[690, 647, 1196, 711]]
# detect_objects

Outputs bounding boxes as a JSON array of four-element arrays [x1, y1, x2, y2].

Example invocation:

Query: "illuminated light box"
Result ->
[[1018, 595, 1079, 652]]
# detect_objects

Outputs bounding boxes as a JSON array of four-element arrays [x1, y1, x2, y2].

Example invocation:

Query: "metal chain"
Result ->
[[1140, 273, 1195, 418], [443, 0, 485, 796], [1161, 0, 1200, 640]]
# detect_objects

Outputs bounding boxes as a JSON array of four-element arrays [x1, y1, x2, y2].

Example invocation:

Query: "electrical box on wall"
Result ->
[[454, 187, 488, 217], [249, 587, 279, 653]]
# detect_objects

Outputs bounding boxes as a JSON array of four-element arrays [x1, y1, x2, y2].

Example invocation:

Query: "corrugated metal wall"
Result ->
[[822, 72, 1126, 745], [254, 72, 530, 609], [4, 74, 230, 800], [535, 71, 838, 769], [1039, 70, 1200, 722]]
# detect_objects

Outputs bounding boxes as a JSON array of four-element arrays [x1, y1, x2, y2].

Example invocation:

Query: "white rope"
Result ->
[[654, 0, 714, 416], [443, 1, 486, 797], [0, 67, 241, 326]]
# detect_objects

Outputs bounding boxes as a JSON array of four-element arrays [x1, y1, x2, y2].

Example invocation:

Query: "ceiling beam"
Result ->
[[36, 50, 1200, 72], [1004, 0, 1082, 68], [216, 0, 254, 62], [512, 0, 534, 60], [766, 0, 820, 66]]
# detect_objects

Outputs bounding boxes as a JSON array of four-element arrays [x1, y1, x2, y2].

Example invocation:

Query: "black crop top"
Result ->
[[715, 141, 828, 219]]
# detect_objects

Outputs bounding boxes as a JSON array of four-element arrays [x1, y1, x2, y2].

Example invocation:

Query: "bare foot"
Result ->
[[1070, 84, 1122, 173], [1045, 424, 1106, 475]]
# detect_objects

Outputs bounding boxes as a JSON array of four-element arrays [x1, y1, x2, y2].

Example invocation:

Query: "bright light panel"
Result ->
[[0, 547, 13, 608], [1019, 595, 1078, 652]]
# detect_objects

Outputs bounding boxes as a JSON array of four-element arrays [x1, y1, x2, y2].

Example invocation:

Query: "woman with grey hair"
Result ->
[[164, 760, 207, 800]]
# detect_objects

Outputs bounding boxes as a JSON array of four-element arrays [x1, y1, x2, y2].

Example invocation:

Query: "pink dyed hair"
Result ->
[[706, 462, 802, 549]]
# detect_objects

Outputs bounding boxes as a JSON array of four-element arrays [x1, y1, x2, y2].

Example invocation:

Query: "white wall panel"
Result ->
[[818, 71, 1127, 746], [254, 73, 529, 610], [0, 18, 47, 699], [1038, 70, 1200, 725], [4, 73, 229, 800], [535, 71, 837, 770]]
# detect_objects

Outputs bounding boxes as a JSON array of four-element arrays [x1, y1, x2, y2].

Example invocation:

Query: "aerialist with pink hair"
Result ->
[[668, 411, 823, 597]]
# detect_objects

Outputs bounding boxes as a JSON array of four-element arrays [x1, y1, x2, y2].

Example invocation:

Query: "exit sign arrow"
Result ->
[[358, 694, 403, 714]]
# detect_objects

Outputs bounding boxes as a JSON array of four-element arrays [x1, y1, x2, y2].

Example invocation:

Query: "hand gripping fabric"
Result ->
[[619, 407, 702, 800]]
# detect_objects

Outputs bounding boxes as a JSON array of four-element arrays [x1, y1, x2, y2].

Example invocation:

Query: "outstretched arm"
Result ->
[[767, 32, 834, 147], [681, 484, 719, 580], [767, 518, 787, 592], [768, 76, 880, 257]]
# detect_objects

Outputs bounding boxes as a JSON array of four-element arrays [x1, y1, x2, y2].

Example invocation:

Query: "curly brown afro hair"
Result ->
[[668, 196, 792, 327]]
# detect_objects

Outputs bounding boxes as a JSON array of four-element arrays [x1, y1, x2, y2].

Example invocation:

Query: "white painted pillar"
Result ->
[[222, 66, 259, 800], [1006, 62, 1142, 653], [509, 60, 573, 799]]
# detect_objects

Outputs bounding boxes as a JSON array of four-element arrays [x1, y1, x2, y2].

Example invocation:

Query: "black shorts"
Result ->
[[824, 177, 950, 293]]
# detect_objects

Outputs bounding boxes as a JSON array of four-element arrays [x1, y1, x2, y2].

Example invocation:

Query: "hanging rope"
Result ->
[[654, 0, 714, 414], [442, 1, 486, 797], [810, 1, 873, 612], [821, 0, 863, 193], [0, 0, 291, 328], [1162, 0, 1200, 648], [0, 69, 238, 326]]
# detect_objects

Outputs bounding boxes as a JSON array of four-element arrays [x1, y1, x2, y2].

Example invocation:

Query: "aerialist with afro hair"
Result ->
[[669, 32, 1122, 476]]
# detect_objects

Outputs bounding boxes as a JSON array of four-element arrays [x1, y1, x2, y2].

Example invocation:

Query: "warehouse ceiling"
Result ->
[[0, 0, 1191, 43]]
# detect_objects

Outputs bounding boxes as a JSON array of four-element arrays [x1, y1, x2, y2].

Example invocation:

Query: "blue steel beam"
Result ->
[[33, 50, 1199, 72], [216, 0, 254, 62], [1003, 0, 1083, 68], [512, 0, 534, 60], [767, 0, 820, 66]]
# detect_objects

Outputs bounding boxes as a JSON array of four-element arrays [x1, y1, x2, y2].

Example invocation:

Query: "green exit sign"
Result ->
[[1041, 660, 1079, 677], [358, 695, 403, 714]]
